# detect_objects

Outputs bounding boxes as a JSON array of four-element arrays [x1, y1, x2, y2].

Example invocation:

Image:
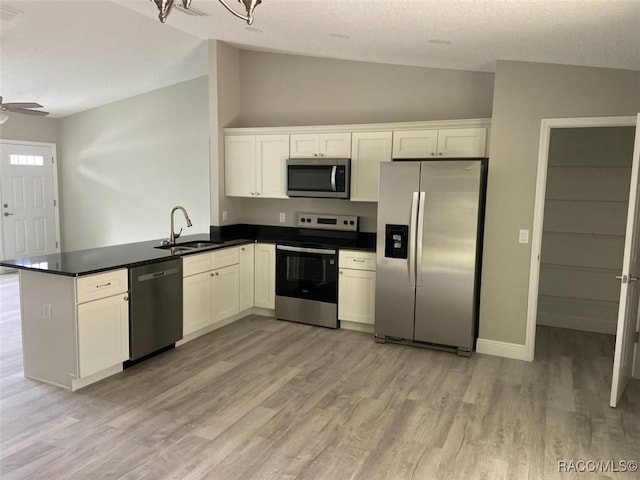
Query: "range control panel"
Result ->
[[297, 213, 359, 232]]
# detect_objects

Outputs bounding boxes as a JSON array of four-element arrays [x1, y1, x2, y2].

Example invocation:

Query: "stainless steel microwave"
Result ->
[[286, 158, 351, 199]]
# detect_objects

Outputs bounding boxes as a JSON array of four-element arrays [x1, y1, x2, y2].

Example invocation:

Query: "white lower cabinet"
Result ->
[[338, 250, 376, 329], [76, 269, 129, 380], [254, 243, 276, 309], [77, 293, 129, 378], [182, 246, 245, 338], [239, 244, 255, 311], [183, 270, 212, 336], [212, 264, 240, 321]]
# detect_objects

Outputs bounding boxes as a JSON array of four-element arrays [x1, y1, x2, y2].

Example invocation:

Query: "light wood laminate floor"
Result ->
[[1, 272, 639, 479]]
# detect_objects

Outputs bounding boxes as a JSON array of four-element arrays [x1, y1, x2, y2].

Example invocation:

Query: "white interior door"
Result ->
[[611, 114, 640, 407], [0, 142, 59, 261]]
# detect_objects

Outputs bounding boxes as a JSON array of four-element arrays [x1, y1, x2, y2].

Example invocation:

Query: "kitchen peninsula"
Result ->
[[2, 227, 375, 391]]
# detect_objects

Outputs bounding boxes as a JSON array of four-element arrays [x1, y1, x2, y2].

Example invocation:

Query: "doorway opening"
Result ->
[[0, 140, 60, 271], [526, 115, 640, 408]]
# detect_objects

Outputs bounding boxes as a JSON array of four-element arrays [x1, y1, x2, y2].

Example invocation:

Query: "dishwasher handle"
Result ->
[[136, 267, 180, 282]]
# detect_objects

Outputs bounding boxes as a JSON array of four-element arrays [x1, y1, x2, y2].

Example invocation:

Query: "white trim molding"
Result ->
[[476, 338, 529, 361]]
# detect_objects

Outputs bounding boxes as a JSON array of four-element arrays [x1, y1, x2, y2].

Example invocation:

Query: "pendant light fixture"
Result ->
[[151, 0, 261, 24]]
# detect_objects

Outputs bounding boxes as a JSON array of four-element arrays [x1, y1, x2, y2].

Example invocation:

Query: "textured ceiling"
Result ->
[[1, 0, 639, 118]]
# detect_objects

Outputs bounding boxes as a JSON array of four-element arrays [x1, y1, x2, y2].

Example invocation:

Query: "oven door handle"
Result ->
[[277, 245, 337, 255], [330, 166, 337, 192]]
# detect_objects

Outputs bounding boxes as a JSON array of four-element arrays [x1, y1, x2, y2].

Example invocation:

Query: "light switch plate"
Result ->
[[222, 210, 228, 222], [519, 229, 530, 244], [279, 212, 286, 223]]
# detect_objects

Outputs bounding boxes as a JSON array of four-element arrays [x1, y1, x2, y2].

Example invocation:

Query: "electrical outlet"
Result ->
[[279, 212, 286, 223], [222, 210, 228, 222], [519, 229, 530, 244], [42, 303, 52, 320]]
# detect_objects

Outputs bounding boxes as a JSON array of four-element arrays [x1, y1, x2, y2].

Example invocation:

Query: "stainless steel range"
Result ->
[[275, 213, 358, 329]]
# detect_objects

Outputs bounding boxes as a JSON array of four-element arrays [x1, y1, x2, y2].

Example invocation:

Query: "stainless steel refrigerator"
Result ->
[[375, 160, 487, 356]]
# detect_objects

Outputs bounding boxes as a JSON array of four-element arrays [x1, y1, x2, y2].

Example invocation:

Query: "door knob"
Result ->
[[3, 212, 14, 217], [616, 274, 639, 284]]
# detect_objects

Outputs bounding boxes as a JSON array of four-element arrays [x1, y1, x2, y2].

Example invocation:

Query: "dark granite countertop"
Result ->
[[0, 224, 376, 277]]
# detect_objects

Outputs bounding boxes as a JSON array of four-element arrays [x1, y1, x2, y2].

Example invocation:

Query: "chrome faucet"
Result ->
[[166, 206, 192, 245]]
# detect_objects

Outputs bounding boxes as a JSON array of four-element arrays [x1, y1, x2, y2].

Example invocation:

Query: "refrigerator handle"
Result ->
[[416, 191, 426, 286], [409, 192, 419, 286]]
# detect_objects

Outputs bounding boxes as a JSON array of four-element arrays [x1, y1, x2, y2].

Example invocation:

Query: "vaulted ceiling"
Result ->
[[1, 0, 639, 118]]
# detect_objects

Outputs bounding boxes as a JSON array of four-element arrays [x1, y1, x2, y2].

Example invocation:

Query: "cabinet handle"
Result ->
[[339, 270, 343, 274], [96, 282, 112, 289], [319, 152, 324, 157], [210, 273, 215, 277], [124, 296, 129, 301], [215, 272, 219, 276], [353, 259, 366, 263], [431, 152, 435, 156], [438, 152, 443, 156]]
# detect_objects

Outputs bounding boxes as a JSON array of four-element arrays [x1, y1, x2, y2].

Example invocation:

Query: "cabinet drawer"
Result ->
[[213, 247, 240, 269], [339, 250, 376, 271], [182, 252, 214, 277], [76, 269, 128, 304]]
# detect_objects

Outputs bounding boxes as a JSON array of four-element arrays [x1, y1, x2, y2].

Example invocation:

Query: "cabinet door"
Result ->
[[183, 271, 212, 336], [225, 135, 256, 197], [392, 130, 438, 159], [338, 269, 376, 325], [319, 133, 352, 157], [256, 134, 289, 198], [350, 132, 392, 202], [212, 264, 240, 321], [254, 243, 276, 309], [239, 244, 255, 311], [437, 128, 486, 157], [290, 134, 319, 158], [77, 294, 129, 378]]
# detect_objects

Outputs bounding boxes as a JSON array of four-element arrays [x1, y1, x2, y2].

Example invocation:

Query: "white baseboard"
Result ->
[[340, 320, 374, 333], [251, 307, 275, 318], [476, 338, 529, 361]]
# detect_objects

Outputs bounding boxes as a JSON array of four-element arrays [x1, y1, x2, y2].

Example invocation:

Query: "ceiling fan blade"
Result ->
[[2, 102, 44, 109], [7, 107, 49, 116]]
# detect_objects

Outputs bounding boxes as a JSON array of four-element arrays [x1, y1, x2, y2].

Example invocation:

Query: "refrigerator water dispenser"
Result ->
[[384, 224, 409, 259]]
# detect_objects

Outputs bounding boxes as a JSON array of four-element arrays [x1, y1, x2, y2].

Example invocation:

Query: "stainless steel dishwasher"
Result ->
[[129, 258, 183, 361]]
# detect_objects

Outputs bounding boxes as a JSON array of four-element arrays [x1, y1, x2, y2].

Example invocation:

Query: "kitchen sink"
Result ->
[[155, 240, 222, 252]]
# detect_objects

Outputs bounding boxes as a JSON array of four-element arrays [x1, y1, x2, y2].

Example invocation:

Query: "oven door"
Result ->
[[276, 245, 338, 304]]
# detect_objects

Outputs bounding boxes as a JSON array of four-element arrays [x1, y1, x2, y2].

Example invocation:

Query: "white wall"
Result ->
[[0, 114, 58, 144], [479, 61, 640, 346], [209, 48, 495, 230], [58, 76, 210, 251]]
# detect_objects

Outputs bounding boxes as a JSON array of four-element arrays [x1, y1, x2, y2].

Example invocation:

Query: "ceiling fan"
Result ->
[[0, 96, 50, 122]]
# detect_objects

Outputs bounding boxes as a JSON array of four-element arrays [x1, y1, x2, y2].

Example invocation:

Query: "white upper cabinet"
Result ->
[[350, 132, 393, 202], [290, 133, 351, 158], [255, 135, 289, 198], [393, 128, 487, 158], [392, 130, 438, 159], [225, 134, 289, 198], [225, 136, 255, 197], [437, 128, 487, 157]]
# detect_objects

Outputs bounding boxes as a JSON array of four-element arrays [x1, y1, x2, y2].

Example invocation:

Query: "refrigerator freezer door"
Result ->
[[375, 162, 421, 340], [414, 161, 482, 350]]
